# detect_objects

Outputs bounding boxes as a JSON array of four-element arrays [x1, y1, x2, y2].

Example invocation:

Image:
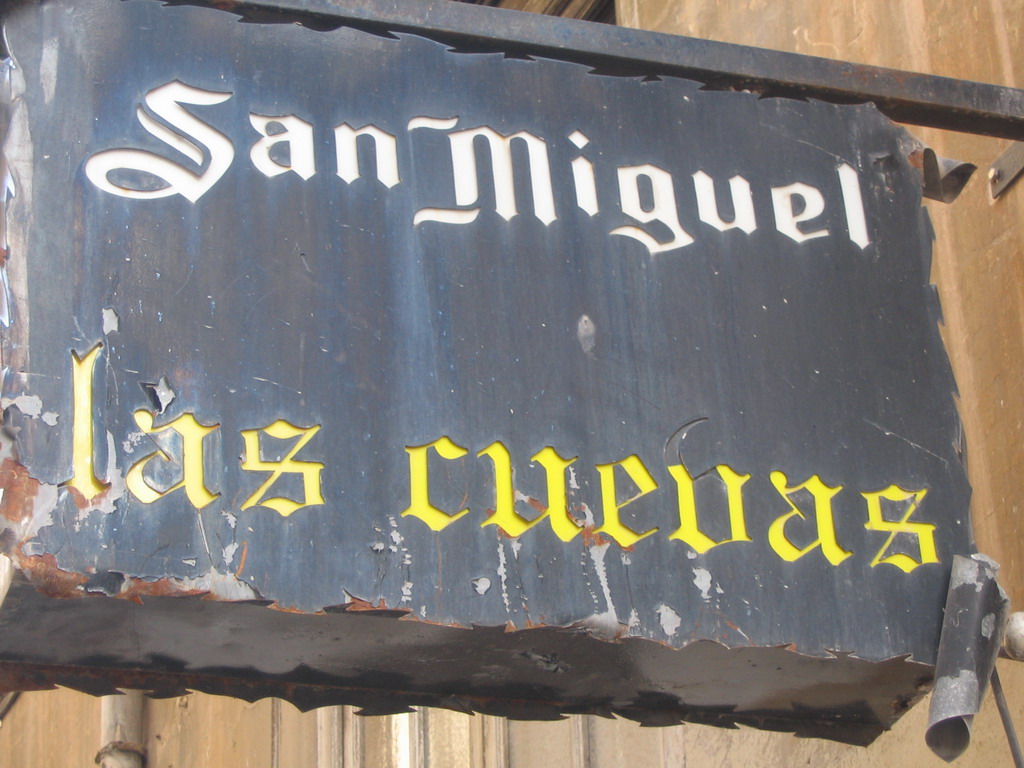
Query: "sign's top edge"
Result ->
[[145, 0, 1024, 140]]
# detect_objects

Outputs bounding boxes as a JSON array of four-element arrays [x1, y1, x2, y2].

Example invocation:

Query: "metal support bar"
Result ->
[[97, 691, 146, 768], [992, 668, 1024, 768], [173, 0, 1024, 140]]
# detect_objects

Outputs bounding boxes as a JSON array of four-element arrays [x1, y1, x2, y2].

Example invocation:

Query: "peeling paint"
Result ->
[[656, 603, 681, 636], [471, 577, 491, 595], [574, 610, 622, 640], [0, 267, 12, 330], [0, 436, 60, 544], [580, 541, 623, 640], [121, 431, 144, 454], [222, 541, 239, 566], [693, 567, 713, 601], [141, 376, 175, 414], [14, 552, 88, 598], [96, 430, 127, 515], [39, 39, 58, 104], [172, 568, 259, 601], [101, 306, 119, 335], [577, 501, 595, 527], [496, 541, 511, 612], [70, 430, 129, 523], [627, 608, 640, 629], [1, 393, 42, 417], [576, 314, 596, 355]]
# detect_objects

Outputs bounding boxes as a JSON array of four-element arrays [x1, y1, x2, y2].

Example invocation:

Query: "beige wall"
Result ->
[[2, 2, 1024, 766], [1, 674, 1022, 767]]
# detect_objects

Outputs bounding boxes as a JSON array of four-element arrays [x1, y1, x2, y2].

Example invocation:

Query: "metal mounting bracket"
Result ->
[[989, 142, 1024, 198]]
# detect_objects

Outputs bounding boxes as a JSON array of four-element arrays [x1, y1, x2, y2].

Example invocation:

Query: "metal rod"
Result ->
[[992, 667, 1024, 768], [179, 0, 1024, 141], [97, 691, 146, 768]]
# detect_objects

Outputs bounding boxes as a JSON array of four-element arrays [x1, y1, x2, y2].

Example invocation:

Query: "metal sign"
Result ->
[[0, 0, 980, 744]]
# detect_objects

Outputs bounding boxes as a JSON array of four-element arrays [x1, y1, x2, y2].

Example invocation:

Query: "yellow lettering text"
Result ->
[[478, 441, 516, 533], [401, 436, 470, 531], [668, 463, 752, 553], [768, 471, 851, 565], [863, 485, 936, 572], [530, 446, 583, 542], [240, 420, 324, 517], [126, 411, 219, 509], [594, 454, 659, 547], [476, 443, 582, 541], [68, 345, 109, 500]]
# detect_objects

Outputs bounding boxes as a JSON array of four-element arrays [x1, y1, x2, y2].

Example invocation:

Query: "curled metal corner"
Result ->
[[920, 148, 977, 203], [926, 554, 1010, 762]]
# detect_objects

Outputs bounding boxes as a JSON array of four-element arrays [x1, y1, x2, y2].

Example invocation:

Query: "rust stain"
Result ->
[[234, 540, 248, 578], [63, 479, 112, 510], [119, 578, 207, 603], [62, 484, 89, 509], [338, 597, 410, 617], [14, 551, 88, 599], [488, 494, 547, 537], [10, 548, 227, 605], [581, 525, 607, 547], [344, 596, 377, 611], [723, 619, 748, 640], [0, 457, 42, 524], [482, 507, 496, 520], [268, 603, 308, 614]]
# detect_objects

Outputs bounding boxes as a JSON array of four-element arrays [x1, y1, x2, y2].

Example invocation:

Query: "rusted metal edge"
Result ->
[[0, 653, 926, 746], [0, 564, 935, 745], [153, 0, 1024, 140]]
